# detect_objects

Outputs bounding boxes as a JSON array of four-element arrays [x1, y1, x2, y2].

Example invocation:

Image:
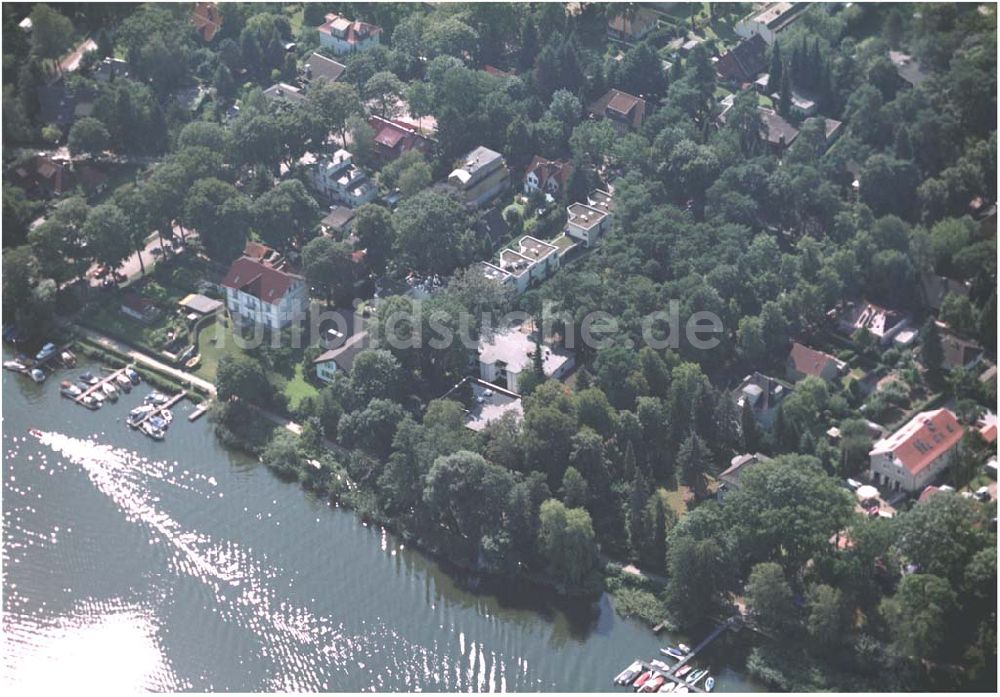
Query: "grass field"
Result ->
[[283, 363, 319, 410], [194, 315, 244, 382]]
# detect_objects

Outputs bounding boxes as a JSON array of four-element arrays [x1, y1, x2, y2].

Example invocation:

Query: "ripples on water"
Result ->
[[3, 430, 537, 691]]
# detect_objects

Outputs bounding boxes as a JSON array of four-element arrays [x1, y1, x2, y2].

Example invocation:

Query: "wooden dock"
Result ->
[[187, 402, 210, 421], [130, 391, 186, 427], [618, 616, 742, 693], [74, 367, 129, 405]]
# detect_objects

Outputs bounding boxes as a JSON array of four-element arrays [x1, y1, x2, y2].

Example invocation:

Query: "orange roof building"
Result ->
[[869, 409, 964, 494], [786, 341, 847, 382], [191, 3, 222, 42]]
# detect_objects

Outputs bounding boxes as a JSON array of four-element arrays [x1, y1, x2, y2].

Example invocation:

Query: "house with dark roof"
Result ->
[[36, 81, 97, 128], [888, 51, 929, 87], [828, 300, 911, 346], [939, 332, 984, 372], [607, 7, 659, 43], [367, 115, 434, 162], [718, 452, 772, 495], [191, 2, 222, 42], [317, 13, 381, 55], [588, 89, 646, 134], [715, 34, 768, 84], [120, 293, 160, 324], [262, 82, 306, 105], [321, 206, 357, 236], [314, 330, 370, 383], [786, 341, 847, 383], [524, 156, 573, 197], [10, 155, 77, 198], [869, 408, 964, 493], [221, 242, 308, 330], [303, 52, 346, 85], [732, 372, 793, 428], [920, 272, 971, 312]]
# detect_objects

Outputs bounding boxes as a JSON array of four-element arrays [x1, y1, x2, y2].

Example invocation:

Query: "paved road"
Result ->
[[75, 324, 217, 396]]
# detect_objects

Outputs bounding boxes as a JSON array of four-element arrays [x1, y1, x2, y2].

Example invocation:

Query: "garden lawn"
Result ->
[[283, 363, 319, 411], [194, 315, 245, 382]]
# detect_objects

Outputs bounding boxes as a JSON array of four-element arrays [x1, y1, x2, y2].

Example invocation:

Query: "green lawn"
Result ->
[[194, 315, 244, 382], [283, 363, 319, 410]]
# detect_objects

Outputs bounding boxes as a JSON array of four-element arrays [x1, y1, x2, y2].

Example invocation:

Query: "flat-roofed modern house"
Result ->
[[441, 377, 524, 432], [478, 323, 574, 394], [733, 372, 793, 429], [869, 409, 964, 493], [566, 197, 614, 247], [735, 2, 806, 45], [829, 301, 911, 346], [317, 13, 381, 55], [448, 146, 511, 208], [482, 235, 560, 294], [221, 242, 308, 331]]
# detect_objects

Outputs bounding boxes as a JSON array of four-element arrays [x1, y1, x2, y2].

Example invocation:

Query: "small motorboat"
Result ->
[[660, 648, 686, 659], [3, 359, 26, 372], [125, 366, 140, 384], [91, 390, 106, 403], [74, 380, 90, 392], [703, 677, 715, 692], [148, 415, 169, 431], [640, 675, 666, 693], [102, 382, 118, 400], [144, 391, 168, 406], [60, 381, 82, 398], [632, 670, 653, 690], [30, 368, 46, 383], [35, 342, 57, 362], [185, 354, 201, 369], [141, 422, 165, 440], [674, 687, 689, 694], [674, 665, 693, 679], [115, 373, 133, 391], [677, 644, 691, 654], [80, 395, 99, 410], [60, 350, 77, 367], [650, 660, 671, 672], [80, 371, 100, 385], [614, 661, 644, 686], [160, 409, 173, 423], [658, 682, 677, 693], [686, 668, 708, 686]]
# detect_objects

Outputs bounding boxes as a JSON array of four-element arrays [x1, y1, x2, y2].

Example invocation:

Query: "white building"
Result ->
[[481, 235, 560, 294], [735, 2, 805, 45], [566, 190, 614, 247], [308, 149, 377, 207], [313, 331, 369, 383], [524, 156, 572, 197], [221, 244, 308, 331], [478, 323, 574, 394], [448, 146, 511, 208], [317, 13, 381, 55], [869, 408, 964, 493]]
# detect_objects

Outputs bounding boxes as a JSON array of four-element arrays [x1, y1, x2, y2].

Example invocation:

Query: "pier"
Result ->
[[74, 367, 129, 405], [616, 616, 742, 693], [187, 402, 210, 421], [130, 391, 186, 429]]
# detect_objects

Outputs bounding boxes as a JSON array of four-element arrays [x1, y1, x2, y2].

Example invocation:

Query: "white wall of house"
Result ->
[[225, 281, 307, 331], [319, 29, 379, 55], [869, 449, 957, 493]]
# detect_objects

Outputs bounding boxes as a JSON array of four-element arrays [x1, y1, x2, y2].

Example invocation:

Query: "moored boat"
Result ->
[[632, 670, 653, 690], [115, 373, 133, 391], [185, 354, 201, 369], [91, 390, 106, 403], [674, 687, 689, 694], [658, 682, 677, 693], [60, 381, 82, 398], [674, 665, 693, 679], [640, 674, 666, 693], [686, 668, 708, 686], [102, 382, 118, 400], [80, 371, 99, 385], [614, 661, 644, 686], [80, 395, 99, 410], [30, 368, 46, 383], [142, 421, 165, 440], [125, 366, 140, 384], [677, 644, 691, 654], [703, 677, 715, 692], [3, 359, 27, 372], [60, 350, 77, 367]]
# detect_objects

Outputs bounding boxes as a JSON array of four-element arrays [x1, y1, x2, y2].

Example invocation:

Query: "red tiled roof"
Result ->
[[526, 156, 573, 192], [222, 257, 301, 304], [917, 485, 941, 503], [788, 342, 841, 378], [191, 2, 222, 42], [588, 89, 646, 129], [871, 409, 964, 475], [979, 423, 997, 444], [317, 13, 381, 43], [121, 293, 155, 313]]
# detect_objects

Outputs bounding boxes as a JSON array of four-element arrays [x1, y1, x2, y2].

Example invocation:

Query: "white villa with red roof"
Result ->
[[317, 13, 381, 55], [869, 408, 964, 493], [221, 243, 308, 331]]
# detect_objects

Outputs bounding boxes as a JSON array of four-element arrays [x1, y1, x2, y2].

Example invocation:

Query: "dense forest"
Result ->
[[2, 3, 996, 692]]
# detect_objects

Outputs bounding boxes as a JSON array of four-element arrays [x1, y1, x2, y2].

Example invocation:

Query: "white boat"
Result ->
[[81, 395, 99, 409], [125, 366, 140, 384], [3, 360, 26, 372], [658, 682, 677, 693], [141, 421, 165, 440], [115, 373, 133, 390], [91, 390, 106, 403], [677, 644, 691, 654], [102, 382, 118, 399], [160, 409, 173, 423], [614, 661, 643, 686], [704, 677, 715, 692], [675, 687, 689, 694], [30, 368, 45, 383], [687, 668, 708, 686], [60, 350, 77, 367]]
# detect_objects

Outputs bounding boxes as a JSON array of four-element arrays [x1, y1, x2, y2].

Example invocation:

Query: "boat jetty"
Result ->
[[611, 616, 741, 693], [127, 390, 186, 441]]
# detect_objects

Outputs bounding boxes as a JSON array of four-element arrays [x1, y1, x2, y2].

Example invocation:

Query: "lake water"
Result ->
[[2, 352, 762, 692]]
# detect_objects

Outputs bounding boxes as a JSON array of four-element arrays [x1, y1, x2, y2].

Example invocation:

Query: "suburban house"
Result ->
[[920, 272, 971, 312], [178, 293, 223, 320], [869, 408, 964, 493], [588, 89, 646, 134], [566, 199, 613, 247], [888, 50, 928, 88], [442, 377, 524, 432], [448, 146, 511, 208], [524, 156, 573, 197], [302, 52, 346, 85], [481, 235, 560, 294], [93, 57, 132, 82], [478, 323, 574, 394], [317, 13, 381, 55], [190, 2, 222, 42], [307, 149, 377, 207], [262, 82, 306, 105], [313, 330, 369, 383], [828, 301, 911, 346], [715, 34, 768, 84], [735, 2, 806, 45], [718, 452, 772, 493], [786, 341, 847, 383], [320, 206, 356, 236], [9, 155, 77, 198], [120, 293, 160, 324], [221, 242, 308, 331], [606, 7, 659, 43], [482, 64, 516, 78], [939, 331, 984, 372], [367, 115, 434, 162], [733, 372, 793, 429]]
